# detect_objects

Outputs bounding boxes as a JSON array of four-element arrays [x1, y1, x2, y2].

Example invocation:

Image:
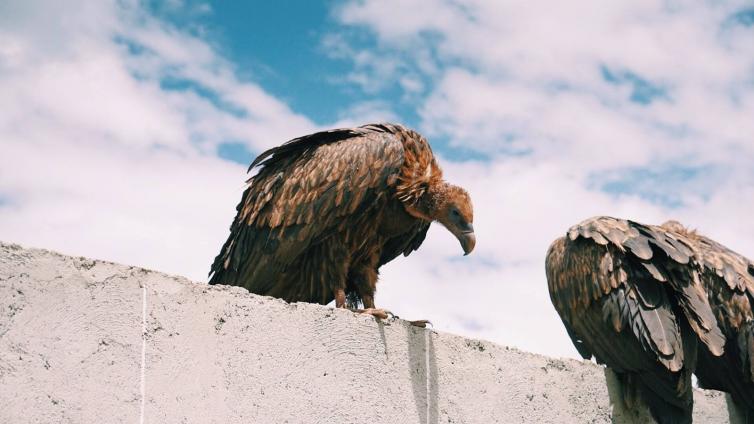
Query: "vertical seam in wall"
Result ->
[[140, 283, 147, 424], [425, 330, 430, 424]]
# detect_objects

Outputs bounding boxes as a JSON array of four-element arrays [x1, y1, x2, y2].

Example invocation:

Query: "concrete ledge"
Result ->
[[0, 242, 740, 423]]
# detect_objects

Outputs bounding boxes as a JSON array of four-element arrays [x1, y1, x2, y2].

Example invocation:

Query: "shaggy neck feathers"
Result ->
[[661, 220, 699, 240], [392, 127, 472, 224]]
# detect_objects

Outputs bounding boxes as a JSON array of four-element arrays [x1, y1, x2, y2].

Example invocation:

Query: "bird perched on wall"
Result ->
[[209, 123, 475, 323], [546, 216, 727, 424]]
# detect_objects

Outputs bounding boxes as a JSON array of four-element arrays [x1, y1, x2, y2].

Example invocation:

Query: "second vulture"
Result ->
[[209, 123, 475, 321], [546, 216, 754, 423]]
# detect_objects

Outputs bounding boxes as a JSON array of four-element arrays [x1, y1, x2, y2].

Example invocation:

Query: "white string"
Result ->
[[140, 284, 147, 424], [425, 330, 431, 424]]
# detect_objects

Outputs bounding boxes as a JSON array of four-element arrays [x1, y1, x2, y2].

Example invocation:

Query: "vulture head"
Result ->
[[438, 186, 475, 255], [407, 183, 475, 255]]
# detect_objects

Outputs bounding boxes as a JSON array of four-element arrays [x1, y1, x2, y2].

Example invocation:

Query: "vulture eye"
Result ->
[[450, 208, 461, 219]]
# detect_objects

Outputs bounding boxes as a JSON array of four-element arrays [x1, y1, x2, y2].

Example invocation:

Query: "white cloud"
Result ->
[[2, 0, 753, 361], [335, 0, 754, 358], [0, 0, 317, 279]]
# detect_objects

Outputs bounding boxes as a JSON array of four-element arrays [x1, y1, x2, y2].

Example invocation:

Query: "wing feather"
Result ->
[[545, 217, 723, 421], [690, 232, 754, 408], [569, 217, 726, 356], [546, 216, 754, 420], [209, 124, 408, 293], [546, 233, 685, 370], [378, 222, 430, 267]]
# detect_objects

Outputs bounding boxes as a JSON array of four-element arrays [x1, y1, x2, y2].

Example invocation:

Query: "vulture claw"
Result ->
[[408, 319, 432, 328], [358, 308, 392, 320]]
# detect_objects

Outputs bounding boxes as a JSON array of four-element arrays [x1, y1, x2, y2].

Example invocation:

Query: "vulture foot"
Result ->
[[357, 308, 393, 320]]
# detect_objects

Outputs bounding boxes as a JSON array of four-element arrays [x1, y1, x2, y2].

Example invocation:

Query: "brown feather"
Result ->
[[546, 216, 727, 423], [209, 123, 470, 312], [551, 215, 754, 418], [686, 230, 754, 412]]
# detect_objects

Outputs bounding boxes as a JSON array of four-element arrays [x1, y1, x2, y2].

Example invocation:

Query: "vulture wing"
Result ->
[[378, 222, 430, 267], [208, 124, 428, 299], [546, 216, 725, 422], [692, 234, 754, 408]]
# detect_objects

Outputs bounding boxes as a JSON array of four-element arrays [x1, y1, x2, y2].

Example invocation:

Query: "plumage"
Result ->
[[664, 222, 754, 417], [546, 216, 726, 424], [209, 123, 475, 315]]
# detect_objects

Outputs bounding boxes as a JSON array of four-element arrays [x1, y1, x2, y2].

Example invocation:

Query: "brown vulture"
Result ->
[[546, 216, 727, 423], [209, 123, 475, 322]]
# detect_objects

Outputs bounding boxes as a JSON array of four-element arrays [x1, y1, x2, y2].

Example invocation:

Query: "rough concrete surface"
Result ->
[[0, 241, 742, 423]]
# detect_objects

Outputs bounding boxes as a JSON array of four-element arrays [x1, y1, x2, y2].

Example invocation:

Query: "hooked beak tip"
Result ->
[[460, 231, 476, 256]]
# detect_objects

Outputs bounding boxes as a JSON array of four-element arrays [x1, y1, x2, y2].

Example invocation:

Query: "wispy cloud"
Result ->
[[1, 0, 753, 360], [333, 0, 754, 356], [0, 0, 317, 279]]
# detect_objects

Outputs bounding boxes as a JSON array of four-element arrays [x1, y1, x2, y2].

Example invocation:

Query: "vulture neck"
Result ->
[[403, 181, 450, 222]]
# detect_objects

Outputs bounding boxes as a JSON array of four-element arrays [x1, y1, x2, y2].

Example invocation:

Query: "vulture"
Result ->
[[209, 123, 475, 322], [546, 216, 728, 423]]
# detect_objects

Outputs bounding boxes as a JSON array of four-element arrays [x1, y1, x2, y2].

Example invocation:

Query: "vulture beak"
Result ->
[[456, 223, 475, 255]]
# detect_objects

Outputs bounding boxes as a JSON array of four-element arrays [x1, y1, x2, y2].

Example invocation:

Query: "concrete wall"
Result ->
[[0, 241, 742, 423]]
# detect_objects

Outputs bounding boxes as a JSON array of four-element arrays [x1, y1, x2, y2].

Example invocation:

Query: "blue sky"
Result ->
[[148, 0, 474, 161], [1, 0, 753, 358], [173, 1, 353, 124], [150, 1, 412, 123]]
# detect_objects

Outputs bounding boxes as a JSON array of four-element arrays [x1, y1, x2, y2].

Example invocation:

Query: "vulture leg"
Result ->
[[335, 287, 347, 308], [333, 288, 392, 320], [344, 252, 430, 326], [358, 293, 393, 320], [337, 251, 392, 321]]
